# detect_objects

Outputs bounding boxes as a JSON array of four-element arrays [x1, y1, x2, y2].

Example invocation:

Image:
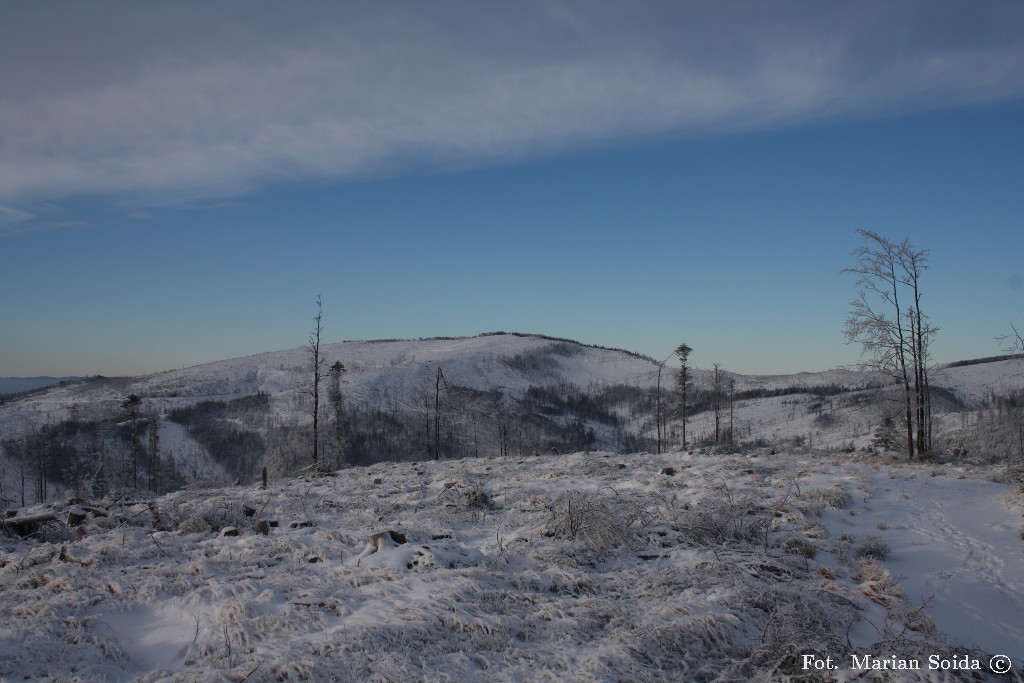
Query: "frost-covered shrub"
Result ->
[[798, 487, 852, 515], [174, 497, 249, 535], [677, 486, 773, 547], [856, 534, 891, 560], [626, 607, 746, 677], [543, 491, 628, 550], [441, 481, 495, 510], [749, 589, 854, 678], [783, 537, 818, 564]]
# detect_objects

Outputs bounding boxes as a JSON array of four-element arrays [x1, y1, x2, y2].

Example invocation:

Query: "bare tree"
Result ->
[[898, 241, 937, 455], [122, 394, 142, 486], [675, 343, 693, 450], [997, 322, 1024, 353], [654, 351, 675, 454], [843, 229, 935, 458], [726, 377, 736, 446], [307, 295, 326, 468], [328, 360, 347, 468], [711, 363, 723, 444], [29, 430, 47, 504], [148, 412, 161, 493], [432, 365, 454, 460], [5, 434, 29, 507]]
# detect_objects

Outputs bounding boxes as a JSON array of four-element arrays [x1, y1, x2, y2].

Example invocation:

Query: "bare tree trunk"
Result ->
[[900, 243, 932, 457], [889, 265, 914, 460], [148, 412, 160, 493], [434, 366, 443, 461], [712, 363, 722, 444], [727, 378, 735, 446], [328, 361, 346, 468], [123, 395, 142, 487], [656, 365, 664, 454], [32, 432, 46, 504], [654, 351, 675, 454], [308, 295, 325, 468]]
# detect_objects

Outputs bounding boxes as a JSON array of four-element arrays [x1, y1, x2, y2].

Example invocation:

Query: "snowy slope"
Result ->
[[0, 334, 662, 439], [931, 358, 1024, 406], [0, 377, 81, 395], [4, 335, 1024, 490], [1, 449, 1021, 681]]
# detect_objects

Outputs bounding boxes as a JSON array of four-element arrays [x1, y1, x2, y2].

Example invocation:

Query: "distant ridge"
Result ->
[[942, 353, 1024, 369], [0, 376, 81, 395], [342, 331, 660, 364]]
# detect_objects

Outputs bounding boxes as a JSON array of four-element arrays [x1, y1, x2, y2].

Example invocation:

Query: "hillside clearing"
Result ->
[[2, 449, 1022, 682]]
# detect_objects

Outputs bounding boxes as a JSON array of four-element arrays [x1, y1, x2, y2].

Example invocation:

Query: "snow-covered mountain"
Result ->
[[2, 334, 658, 433], [0, 332, 884, 439], [0, 376, 80, 395], [2, 333, 1022, 497]]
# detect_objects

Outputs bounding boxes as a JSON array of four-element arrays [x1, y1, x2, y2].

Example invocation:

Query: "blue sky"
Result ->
[[2, 1, 1023, 377]]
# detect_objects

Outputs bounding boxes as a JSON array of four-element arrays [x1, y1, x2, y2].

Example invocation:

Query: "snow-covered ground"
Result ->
[[2, 449, 1022, 682], [931, 360, 1024, 407]]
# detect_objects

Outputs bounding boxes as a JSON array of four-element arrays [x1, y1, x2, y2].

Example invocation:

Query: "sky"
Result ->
[[1, 1, 1023, 378]]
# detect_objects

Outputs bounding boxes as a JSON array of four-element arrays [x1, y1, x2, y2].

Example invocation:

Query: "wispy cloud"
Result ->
[[0, 219, 89, 239], [1, 1, 1022, 213], [0, 204, 34, 227]]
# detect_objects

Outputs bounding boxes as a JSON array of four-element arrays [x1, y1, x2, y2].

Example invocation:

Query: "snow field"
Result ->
[[3, 449, 1022, 682]]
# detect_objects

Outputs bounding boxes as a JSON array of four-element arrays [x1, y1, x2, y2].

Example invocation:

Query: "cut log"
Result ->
[[1, 511, 57, 537], [2, 511, 58, 525], [2, 505, 110, 537]]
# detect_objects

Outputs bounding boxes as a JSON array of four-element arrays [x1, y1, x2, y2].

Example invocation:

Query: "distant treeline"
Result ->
[[943, 354, 1024, 369], [733, 382, 876, 402], [0, 414, 187, 508], [341, 331, 660, 365]]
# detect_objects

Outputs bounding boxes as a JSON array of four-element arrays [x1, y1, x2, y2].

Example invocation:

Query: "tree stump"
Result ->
[[66, 507, 88, 527]]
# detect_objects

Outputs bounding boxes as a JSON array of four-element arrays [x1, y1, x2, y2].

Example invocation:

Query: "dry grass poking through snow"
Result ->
[[0, 450, 1014, 682]]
